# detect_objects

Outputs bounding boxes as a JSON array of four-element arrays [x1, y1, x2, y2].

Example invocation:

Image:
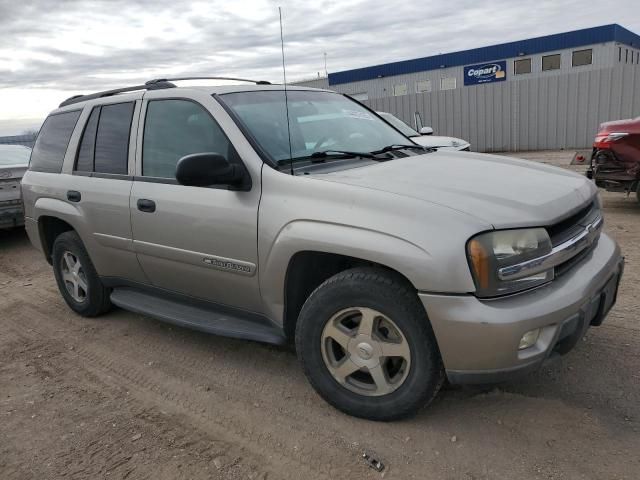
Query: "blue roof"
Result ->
[[328, 24, 640, 85]]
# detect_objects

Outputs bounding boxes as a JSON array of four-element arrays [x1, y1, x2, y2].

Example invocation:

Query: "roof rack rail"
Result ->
[[145, 76, 271, 85], [58, 76, 272, 108], [59, 80, 176, 108]]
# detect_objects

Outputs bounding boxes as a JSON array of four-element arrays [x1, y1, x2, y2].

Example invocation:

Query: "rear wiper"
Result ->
[[370, 144, 430, 154]]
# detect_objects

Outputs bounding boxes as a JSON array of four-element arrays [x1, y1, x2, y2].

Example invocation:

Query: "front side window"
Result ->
[[514, 58, 532, 75], [30, 110, 81, 173], [142, 99, 231, 179], [74, 102, 134, 175], [572, 49, 592, 67], [218, 90, 410, 164]]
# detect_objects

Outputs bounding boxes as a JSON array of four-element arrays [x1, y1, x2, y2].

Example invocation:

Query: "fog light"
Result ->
[[519, 329, 540, 350]]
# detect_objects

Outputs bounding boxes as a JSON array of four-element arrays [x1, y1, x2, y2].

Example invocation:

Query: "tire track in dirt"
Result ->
[[3, 301, 373, 480]]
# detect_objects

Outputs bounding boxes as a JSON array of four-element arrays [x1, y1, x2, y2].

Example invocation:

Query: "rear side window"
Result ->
[[76, 107, 99, 172], [142, 99, 231, 179], [74, 102, 134, 175], [30, 110, 81, 173]]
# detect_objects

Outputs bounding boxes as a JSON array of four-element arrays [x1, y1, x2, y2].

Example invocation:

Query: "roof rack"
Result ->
[[59, 81, 176, 107], [146, 76, 271, 85], [59, 76, 271, 108]]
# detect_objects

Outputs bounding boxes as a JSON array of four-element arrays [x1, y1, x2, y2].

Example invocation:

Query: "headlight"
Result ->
[[467, 228, 553, 297]]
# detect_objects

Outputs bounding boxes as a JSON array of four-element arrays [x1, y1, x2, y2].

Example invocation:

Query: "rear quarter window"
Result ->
[[29, 110, 81, 173]]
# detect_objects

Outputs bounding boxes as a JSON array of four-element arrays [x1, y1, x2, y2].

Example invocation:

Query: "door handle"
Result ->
[[137, 199, 156, 213], [67, 190, 81, 202]]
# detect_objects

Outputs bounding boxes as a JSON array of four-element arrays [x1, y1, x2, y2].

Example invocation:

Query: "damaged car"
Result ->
[[587, 116, 640, 202]]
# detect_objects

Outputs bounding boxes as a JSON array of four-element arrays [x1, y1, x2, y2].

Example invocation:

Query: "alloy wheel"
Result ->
[[320, 307, 411, 397], [60, 251, 88, 303]]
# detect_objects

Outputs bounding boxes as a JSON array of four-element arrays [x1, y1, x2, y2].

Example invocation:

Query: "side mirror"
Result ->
[[176, 153, 244, 187], [419, 126, 434, 136]]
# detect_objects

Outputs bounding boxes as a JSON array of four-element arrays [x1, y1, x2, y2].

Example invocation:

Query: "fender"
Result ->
[[259, 220, 434, 326], [34, 196, 83, 223]]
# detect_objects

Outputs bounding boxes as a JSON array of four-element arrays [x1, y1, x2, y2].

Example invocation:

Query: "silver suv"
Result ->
[[22, 78, 624, 420]]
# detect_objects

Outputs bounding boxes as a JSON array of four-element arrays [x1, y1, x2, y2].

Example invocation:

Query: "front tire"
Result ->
[[295, 267, 444, 421], [52, 231, 112, 317]]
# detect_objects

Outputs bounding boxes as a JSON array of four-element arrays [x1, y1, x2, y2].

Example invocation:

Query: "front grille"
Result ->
[[547, 201, 599, 247], [554, 239, 598, 277], [547, 200, 601, 277]]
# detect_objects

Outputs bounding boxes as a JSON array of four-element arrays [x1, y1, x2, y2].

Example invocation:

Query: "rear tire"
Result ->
[[295, 267, 444, 421], [52, 231, 112, 317]]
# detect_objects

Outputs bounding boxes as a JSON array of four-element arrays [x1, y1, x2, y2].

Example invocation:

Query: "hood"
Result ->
[[598, 117, 640, 135], [314, 151, 596, 228], [411, 135, 470, 150]]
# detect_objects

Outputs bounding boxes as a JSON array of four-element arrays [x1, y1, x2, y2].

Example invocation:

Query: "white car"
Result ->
[[377, 111, 470, 151]]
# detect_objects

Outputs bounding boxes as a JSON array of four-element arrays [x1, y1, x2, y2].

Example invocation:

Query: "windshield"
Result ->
[[377, 112, 419, 137], [219, 90, 411, 164], [0, 145, 31, 166]]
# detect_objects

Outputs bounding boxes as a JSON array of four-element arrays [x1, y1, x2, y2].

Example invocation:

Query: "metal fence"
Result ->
[[361, 65, 640, 152]]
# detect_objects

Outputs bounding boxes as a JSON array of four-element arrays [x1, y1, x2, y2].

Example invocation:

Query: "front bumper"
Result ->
[[0, 201, 24, 229], [419, 233, 623, 384]]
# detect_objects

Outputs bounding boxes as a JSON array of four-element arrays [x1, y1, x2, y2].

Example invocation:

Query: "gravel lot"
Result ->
[[1, 150, 638, 480]]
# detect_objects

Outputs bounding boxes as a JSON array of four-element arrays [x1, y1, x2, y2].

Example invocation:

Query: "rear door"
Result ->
[[130, 93, 262, 311], [66, 96, 148, 284]]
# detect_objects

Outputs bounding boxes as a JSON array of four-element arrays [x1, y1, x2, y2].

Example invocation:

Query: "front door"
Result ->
[[130, 97, 262, 312]]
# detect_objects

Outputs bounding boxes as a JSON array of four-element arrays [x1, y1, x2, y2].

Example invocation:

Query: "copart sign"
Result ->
[[464, 61, 507, 86]]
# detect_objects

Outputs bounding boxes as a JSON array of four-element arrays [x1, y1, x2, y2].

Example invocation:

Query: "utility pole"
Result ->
[[323, 52, 328, 77]]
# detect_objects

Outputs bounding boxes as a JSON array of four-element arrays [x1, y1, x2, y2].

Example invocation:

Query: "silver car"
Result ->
[[0, 144, 31, 229], [21, 79, 623, 420]]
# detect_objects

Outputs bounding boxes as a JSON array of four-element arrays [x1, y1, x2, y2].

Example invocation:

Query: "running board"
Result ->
[[110, 287, 286, 345]]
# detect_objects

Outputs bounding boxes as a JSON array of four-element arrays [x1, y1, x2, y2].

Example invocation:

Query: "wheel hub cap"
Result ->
[[60, 251, 88, 303], [320, 307, 411, 397], [356, 342, 373, 360]]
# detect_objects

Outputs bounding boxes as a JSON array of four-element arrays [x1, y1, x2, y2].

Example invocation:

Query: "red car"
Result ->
[[587, 116, 640, 202]]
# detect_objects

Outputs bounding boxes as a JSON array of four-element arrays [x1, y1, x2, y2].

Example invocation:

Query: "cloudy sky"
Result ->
[[0, 0, 638, 134]]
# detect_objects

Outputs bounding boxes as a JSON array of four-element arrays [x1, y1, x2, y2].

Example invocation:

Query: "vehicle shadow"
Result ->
[[0, 227, 29, 247]]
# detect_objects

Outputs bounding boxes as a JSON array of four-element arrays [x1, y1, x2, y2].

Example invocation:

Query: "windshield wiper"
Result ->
[[370, 144, 430, 154], [277, 150, 379, 166], [310, 150, 377, 160]]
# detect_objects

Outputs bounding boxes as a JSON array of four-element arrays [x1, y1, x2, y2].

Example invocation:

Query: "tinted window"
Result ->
[[75, 107, 100, 172], [30, 111, 81, 173], [572, 49, 592, 67], [542, 54, 561, 71], [143, 100, 231, 179], [514, 58, 531, 74], [94, 102, 134, 174]]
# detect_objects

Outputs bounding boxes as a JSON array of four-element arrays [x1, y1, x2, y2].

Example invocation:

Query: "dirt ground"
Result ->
[[1, 150, 639, 480]]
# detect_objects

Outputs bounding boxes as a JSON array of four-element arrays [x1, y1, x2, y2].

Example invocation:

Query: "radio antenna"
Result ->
[[279, 7, 294, 176]]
